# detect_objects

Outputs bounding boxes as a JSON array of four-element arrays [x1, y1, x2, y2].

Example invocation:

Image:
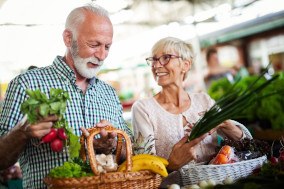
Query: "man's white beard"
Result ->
[[73, 56, 103, 79], [71, 40, 104, 79]]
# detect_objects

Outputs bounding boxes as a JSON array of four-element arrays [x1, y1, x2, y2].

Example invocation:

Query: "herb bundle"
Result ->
[[188, 69, 284, 141], [21, 88, 80, 158]]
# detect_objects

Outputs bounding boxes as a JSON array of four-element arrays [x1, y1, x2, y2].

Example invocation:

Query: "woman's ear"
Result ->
[[63, 29, 72, 47], [183, 59, 192, 72]]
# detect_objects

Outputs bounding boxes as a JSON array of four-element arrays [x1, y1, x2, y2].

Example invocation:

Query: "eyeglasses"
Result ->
[[145, 54, 182, 67]]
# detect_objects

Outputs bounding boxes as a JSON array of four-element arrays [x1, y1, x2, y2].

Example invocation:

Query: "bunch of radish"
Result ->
[[41, 128, 68, 152], [21, 88, 81, 158]]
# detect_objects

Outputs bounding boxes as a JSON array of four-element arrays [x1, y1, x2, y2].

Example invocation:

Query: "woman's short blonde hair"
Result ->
[[151, 37, 195, 80]]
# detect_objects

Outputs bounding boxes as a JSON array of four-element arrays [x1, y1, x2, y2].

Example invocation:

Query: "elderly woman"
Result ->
[[131, 37, 252, 175]]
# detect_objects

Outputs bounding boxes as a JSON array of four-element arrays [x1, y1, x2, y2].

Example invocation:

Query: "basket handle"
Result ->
[[79, 125, 133, 176]]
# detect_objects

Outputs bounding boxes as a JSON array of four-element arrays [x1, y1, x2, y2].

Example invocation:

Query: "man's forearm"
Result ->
[[0, 125, 28, 169]]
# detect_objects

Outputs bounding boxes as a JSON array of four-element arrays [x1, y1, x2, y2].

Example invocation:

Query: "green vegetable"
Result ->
[[208, 72, 284, 130], [21, 88, 69, 123], [20, 88, 81, 159], [49, 161, 93, 178], [188, 68, 284, 141]]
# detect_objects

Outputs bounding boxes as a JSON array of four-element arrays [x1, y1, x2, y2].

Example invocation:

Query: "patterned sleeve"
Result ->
[[0, 76, 27, 136], [131, 100, 156, 155]]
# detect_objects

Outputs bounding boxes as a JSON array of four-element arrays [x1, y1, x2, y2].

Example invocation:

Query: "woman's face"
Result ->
[[151, 50, 185, 88]]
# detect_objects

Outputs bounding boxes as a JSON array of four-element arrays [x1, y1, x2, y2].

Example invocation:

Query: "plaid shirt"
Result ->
[[0, 56, 132, 189]]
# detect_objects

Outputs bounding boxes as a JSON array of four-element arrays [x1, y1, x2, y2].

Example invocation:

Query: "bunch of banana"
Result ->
[[118, 154, 169, 177]]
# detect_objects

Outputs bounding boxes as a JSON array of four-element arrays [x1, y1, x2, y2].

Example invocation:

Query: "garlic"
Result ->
[[199, 180, 208, 188], [223, 177, 234, 185], [167, 184, 180, 189], [187, 184, 200, 189], [207, 179, 216, 186], [96, 154, 118, 173]]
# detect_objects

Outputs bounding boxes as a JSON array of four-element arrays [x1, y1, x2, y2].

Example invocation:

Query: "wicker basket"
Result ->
[[44, 126, 162, 189], [180, 155, 267, 186]]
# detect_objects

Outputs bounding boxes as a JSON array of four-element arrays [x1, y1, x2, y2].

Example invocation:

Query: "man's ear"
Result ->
[[63, 29, 72, 47]]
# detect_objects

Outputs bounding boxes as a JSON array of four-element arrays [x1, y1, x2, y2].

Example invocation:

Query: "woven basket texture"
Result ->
[[180, 155, 267, 186], [44, 126, 162, 189]]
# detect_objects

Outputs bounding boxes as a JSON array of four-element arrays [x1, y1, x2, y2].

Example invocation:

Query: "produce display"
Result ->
[[208, 72, 284, 130], [188, 68, 283, 141]]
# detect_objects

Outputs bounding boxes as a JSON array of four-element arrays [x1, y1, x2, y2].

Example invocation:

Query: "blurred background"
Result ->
[[0, 0, 284, 133]]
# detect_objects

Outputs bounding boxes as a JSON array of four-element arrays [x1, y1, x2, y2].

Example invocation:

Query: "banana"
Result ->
[[131, 154, 169, 166], [118, 154, 169, 172], [118, 155, 168, 177], [132, 158, 168, 177]]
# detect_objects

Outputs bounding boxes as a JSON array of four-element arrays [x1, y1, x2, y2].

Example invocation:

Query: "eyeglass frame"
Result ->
[[145, 54, 182, 67]]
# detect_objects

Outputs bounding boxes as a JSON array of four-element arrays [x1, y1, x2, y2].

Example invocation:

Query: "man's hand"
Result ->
[[81, 120, 117, 155], [0, 115, 58, 170], [21, 115, 58, 139], [0, 163, 22, 183]]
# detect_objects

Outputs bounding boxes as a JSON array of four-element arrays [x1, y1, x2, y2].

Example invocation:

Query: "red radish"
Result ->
[[41, 128, 57, 143], [278, 150, 284, 162], [279, 156, 284, 163], [50, 138, 64, 152], [57, 128, 68, 140], [269, 156, 279, 165]]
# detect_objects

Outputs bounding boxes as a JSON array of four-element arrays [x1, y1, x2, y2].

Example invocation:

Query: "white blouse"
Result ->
[[131, 92, 252, 163]]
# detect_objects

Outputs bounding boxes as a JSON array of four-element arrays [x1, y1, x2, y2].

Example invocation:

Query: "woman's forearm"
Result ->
[[218, 120, 243, 140], [0, 125, 28, 169]]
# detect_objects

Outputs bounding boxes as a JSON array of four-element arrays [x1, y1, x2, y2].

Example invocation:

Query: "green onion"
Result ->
[[188, 67, 284, 141]]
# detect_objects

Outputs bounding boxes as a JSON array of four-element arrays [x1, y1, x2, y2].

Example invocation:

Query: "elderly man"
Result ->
[[0, 4, 132, 189]]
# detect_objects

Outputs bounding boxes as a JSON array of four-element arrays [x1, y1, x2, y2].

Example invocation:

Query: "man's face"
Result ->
[[70, 39, 103, 79], [70, 13, 113, 79]]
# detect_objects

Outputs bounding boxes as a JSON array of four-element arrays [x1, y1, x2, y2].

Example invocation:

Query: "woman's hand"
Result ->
[[215, 120, 243, 140], [81, 120, 117, 155], [167, 134, 207, 171]]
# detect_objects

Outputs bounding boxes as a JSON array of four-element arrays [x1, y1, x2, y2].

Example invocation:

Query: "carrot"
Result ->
[[211, 154, 229, 165]]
